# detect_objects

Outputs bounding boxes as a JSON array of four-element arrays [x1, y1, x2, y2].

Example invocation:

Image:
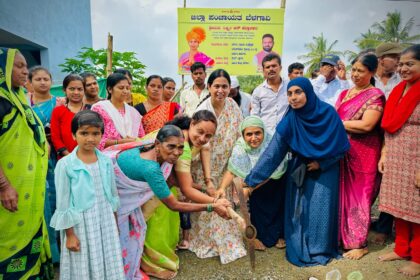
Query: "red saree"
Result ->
[[141, 102, 179, 134]]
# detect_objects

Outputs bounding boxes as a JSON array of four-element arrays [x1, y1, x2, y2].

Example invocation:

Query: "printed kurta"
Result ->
[[379, 104, 420, 224], [189, 98, 246, 264]]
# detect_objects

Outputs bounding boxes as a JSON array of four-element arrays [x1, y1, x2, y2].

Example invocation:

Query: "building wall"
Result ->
[[0, 0, 93, 83]]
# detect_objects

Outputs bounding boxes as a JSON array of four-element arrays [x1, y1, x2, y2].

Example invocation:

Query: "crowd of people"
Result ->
[[0, 42, 419, 280]]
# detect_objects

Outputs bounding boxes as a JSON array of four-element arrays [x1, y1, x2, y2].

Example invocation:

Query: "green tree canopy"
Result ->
[[355, 11, 420, 50], [298, 33, 342, 75], [59, 47, 147, 94], [237, 75, 264, 94]]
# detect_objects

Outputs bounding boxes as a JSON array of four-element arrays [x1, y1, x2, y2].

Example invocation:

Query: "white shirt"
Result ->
[[179, 85, 210, 117], [250, 78, 289, 132], [311, 75, 351, 106], [374, 72, 401, 99], [238, 91, 251, 118]]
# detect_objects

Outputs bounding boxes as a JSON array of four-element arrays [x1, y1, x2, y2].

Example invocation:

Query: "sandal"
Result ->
[[254, 239, 266, 251]]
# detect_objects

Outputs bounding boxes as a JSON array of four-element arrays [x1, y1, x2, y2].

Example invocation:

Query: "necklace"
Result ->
[[344, 84, 372, 102]]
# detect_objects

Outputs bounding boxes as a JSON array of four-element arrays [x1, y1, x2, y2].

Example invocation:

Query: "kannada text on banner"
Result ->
[[178, 8, 285, 75]]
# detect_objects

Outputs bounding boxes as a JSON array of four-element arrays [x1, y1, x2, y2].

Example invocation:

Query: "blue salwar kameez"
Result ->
[[245, 133, 342, 266]]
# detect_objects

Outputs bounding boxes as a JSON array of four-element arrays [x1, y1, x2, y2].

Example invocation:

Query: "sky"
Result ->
[[90, 0, 420, 85]]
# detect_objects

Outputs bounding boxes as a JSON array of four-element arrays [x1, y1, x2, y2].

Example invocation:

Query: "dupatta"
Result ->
[[382, 80, 420, 134], [93, 100, 141, 138], [336, 87, 385, 121]]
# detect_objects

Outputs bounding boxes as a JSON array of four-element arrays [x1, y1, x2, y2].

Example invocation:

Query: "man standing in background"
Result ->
[[251, 53, 288, 132], [179, 62, 209, 117], [374, 42, 403, 98], [229, 76, 251, 117]]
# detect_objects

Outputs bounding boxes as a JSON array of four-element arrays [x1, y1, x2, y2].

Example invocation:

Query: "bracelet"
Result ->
[[206, 204, 213, 212], [0, 175, 10, 190], [201, 185, 207, 193]]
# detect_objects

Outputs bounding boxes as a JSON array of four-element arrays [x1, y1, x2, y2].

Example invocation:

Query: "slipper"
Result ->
[[177, 240, 189, 250]]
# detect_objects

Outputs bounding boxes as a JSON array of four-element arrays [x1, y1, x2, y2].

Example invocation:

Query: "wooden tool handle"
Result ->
[[227, 207, 246, 232]]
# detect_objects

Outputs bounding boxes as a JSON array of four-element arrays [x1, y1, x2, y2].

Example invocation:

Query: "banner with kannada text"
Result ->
[[178, 8, 285, 75]]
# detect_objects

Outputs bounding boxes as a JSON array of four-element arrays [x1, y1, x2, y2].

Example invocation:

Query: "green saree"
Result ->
[[141, 187, 180, 279], [0, 48, 53, 279]]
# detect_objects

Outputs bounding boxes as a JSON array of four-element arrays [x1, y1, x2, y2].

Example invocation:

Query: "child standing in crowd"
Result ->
[[50, 110, 124, 280]]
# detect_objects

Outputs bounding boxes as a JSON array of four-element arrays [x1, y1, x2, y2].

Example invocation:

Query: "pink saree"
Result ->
[[335, 87, 385, 249]]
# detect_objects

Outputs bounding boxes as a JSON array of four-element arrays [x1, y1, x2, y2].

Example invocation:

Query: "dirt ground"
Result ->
[[171, 200, 412, 280], [173, 235, 412, 280]]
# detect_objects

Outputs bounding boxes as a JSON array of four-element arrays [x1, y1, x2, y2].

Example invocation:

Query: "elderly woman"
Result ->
[[103, 125, 231, 279], [218, 116, 288, 251], [92, 73, 145, 150], [335, 54, 386, 260], [139, 110, 222, 279], [245, 77, 350, 267], [0, 48, 53, 278], [189, 69, 247, 264], [378, 44, 420, 277]]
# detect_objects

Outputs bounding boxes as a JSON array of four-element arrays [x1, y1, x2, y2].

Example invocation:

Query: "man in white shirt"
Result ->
[[311, 54, 350, 106], [179, 62, 210, 117], [374, 42, 403, 99], [229, 76, 251, 118], [251, 53, 289, 132]]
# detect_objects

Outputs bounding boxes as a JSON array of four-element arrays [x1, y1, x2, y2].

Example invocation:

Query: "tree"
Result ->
[[59, 47, 147, 94], [355, 11, 420, 49], [354, 29, 382, 50], [298, 33, 342, 75], [237, 75, 264, 94]]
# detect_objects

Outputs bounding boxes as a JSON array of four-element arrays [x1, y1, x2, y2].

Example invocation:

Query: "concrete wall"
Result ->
[[0, 0, 93, 83]]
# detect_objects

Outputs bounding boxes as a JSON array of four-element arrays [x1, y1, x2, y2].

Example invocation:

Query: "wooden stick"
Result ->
[[106, 33, 113, 76], [227, 207, 246, 232]]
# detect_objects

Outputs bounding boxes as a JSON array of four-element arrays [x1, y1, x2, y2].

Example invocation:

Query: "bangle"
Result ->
[[0, 175, 10, 190], [201, 185, 207, 193], [206, 204, 213, 212], [115, 139, 118, 145]]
